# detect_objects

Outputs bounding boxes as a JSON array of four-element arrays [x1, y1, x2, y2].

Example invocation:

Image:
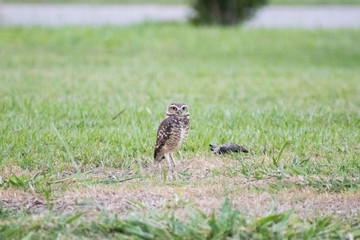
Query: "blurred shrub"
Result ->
[[190, 0, 268, 25]]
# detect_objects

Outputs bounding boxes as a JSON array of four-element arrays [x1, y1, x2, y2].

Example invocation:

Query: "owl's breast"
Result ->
[[178, 118, 190, 146], [161, 116, 190, 152], [180, 127, 187, 141]]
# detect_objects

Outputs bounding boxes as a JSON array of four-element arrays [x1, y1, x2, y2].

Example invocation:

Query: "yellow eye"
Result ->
[[171, 107, 177, 111]]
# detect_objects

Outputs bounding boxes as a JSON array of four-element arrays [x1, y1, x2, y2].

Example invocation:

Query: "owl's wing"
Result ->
[[154, 118, 173, 161]]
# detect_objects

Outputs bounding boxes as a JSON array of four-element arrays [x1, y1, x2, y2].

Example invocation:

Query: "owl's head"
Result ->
[[166, 102, 189, 118]]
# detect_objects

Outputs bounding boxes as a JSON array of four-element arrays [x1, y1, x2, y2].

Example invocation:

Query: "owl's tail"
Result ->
[[154, 150, 165, 163]]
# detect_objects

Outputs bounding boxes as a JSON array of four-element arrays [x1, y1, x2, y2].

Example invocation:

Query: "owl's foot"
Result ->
[[170, 153, 177, 167], [164, 154, 172, 168]]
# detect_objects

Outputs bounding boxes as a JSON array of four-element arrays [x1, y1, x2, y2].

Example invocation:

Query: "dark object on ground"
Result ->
[[210, 143, 249, 154], [112, 108, 126, 120], [191, 0, 268, 26]]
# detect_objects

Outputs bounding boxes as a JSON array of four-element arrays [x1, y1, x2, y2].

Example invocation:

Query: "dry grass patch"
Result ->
[[0, 189, 47, 213], [231, 188, 360, 219], [1, 158, 360, 221], [0, 166, 31, 179]]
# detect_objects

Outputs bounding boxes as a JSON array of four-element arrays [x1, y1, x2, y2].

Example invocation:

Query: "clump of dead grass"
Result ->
[[0, 166, 31, 179], [1, 157, 360, 221]]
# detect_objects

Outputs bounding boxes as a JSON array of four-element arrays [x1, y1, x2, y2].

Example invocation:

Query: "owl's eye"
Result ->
[[182, 106, 187, 111], [171, 107, 177, 111]]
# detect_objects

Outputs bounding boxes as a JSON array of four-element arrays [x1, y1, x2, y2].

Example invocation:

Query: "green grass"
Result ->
[[0, 24, 360, 238], [1, 199, 360, 240], [3, 0, 360, 4], [1, 25, 359, 174]]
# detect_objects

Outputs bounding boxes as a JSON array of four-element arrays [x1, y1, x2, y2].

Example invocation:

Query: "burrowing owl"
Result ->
[[154, 103, 190, 167]]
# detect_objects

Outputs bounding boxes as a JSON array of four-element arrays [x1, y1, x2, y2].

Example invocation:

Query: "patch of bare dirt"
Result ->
[[141, 157, 226, 181], [0, 189, 47, 213], [231, 188, 360, 219]]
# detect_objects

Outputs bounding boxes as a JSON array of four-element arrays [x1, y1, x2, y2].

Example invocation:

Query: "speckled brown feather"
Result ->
[[154, 117, 173, 161], [154, 103, 190, 163]]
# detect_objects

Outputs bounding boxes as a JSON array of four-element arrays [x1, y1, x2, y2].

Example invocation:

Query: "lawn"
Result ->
[[0, 24, 360, 239]]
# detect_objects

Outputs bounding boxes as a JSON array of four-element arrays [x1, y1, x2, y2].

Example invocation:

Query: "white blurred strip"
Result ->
[[0, 4, 190, 26], [0, 4, 360, 28], [248, 6, 360, 28]]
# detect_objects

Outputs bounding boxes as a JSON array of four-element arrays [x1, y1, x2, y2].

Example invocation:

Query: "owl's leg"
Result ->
[[165, 154, 172, 167], [170, 153, 177, 167]]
